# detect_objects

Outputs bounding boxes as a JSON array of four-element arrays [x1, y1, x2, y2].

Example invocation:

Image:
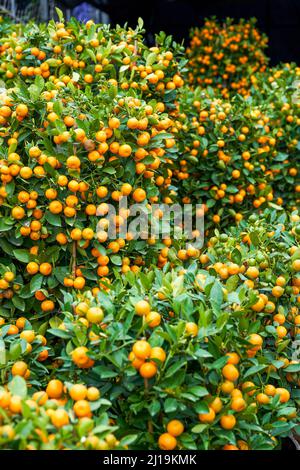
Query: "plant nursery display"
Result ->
[[0, 12, 299, 451]]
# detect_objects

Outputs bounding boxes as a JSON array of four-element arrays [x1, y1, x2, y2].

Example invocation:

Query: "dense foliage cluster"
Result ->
[[0, 13, 299, 451]]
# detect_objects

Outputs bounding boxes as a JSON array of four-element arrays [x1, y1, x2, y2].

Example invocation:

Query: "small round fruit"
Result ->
[[158, 433, 177, 450], [166, 420, 184, 437]]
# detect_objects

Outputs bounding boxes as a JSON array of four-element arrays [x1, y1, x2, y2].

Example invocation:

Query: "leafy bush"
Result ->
[[187, 17, 268, 98], [0, 12, 299, 452], [1, 208, 298, 449], [0, 15, 185, 319]]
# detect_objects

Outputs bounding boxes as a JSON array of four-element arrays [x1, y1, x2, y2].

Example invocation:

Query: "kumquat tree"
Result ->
[[0, 10, 299, 451]]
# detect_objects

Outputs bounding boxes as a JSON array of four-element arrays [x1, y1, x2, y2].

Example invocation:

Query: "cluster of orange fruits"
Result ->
[[187, 18, 268, 98], [174, 68, 299, 227], [158, 419, 185, 450], [0, 13, 299, 451], [0, 15, 187, 319], [0, 376, 121, 450], [129, 339, 166, 378]]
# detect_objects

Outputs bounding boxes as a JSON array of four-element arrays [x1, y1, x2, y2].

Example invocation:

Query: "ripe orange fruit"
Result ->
[[248, 333, 263, 349], [150, 347, 166, 363], [158, 433, 177, 450], [73, 277, 86, 290], [220, 414, 236, 429], [129, 351, 144, 369], [108, 117, 120, 129], [56, 233, 68, 245], [49, 200, 63, 214], [222, 364, 239, 381], [0, 390, 11, 408], [51, 409, 69, 428], [221, 380, 235, 394], [226, 352, 240, 365], [276, 326, 287, 338], [9, 395, 22, 414], [41, 300, 55, 312], [39, 262, 52, 276], [26, 262, 39, 275], [64, 116, 75, 127], [121, 183, 132, 196], [132, 188, 146, 202], [73, 399, 91, 417], [16, 104, 28, 117], [272, 286, 284, 298], [231, 397, 246, 412], [66, 155, 81, 169], [135, 300, 151, 316], [11, 206, 25, 219], [32, 391, 48, 406], [245, 266, 259, 279], [20, 330, 35, 343], [275, 388, 290, 403], [72, 346, 94, 368], [167, 420, 184, 437], [86, 306, 104, 324], [198, 407, 215, 423], [132, 340, 152, 359], [256, 393, 270, 405], [139, 362, 157, 378], [210, 397, 223, 413], [46, 379, 63, 399], [119, 144, 132, 157], [242, 381, 256, 396], [86, 387, 100, 401], [146, 311, 161, 327], [292, 260, 300, 272], [11, 361, 28, 377], [15, 317, 26, 330], [69, 384, 87, 401], [264, 384, 276, 396], [185, 322, 199, 336]]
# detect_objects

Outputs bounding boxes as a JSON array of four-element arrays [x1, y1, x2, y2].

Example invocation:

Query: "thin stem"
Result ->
[[144, 377, 153, 434]]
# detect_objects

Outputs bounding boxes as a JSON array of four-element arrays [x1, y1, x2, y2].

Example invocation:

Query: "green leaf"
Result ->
[[284, 363, 300, 373], [0, 339, 6, 365], [226, 275, 240, 293], [47, 328, 72, 339], [0, 238, 13, 254], [209, 356, 228, 370], [30, 274, 43, 292], [187, 386, 209, 398], [148, 400, 160, 417], [119, 434, 138, 446], [8, 376, 27, 398], [55, 7, 64, 23], [12, 296, 25, 311], [45, 211, 62, 227], [9, 340, 22, 360], [191, 424, 208, 433], [13, 249, 31, 263], [165, 360, 185, 378], [194, 401, 210, 414], [0, 218, 15, 232], [249, 231, 260, 246], [231, 248, 242, 264], [146, 52, 157, 66], [164, 398, 178, 413], [110, 255, 122, 266], [93, 365, 118, 379], [243, 364, 268, 379]]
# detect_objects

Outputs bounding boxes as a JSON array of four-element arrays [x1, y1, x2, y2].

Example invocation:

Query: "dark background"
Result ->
[[16, 0, 300, 64]]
